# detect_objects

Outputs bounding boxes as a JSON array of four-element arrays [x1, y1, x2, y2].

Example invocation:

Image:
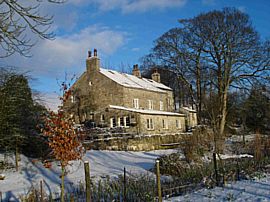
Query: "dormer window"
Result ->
[[133, 98, 139, 109]]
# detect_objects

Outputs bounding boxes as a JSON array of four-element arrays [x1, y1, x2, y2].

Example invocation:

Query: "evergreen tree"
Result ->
[[0, 73, 35, 170], [245, 85, 270, 133]]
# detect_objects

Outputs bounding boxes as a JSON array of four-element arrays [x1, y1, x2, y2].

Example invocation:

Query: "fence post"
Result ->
[[84, 161, 91, 202], [123, 167, 127, 202], [156, 160, 162, 202], [70, 193, 74, 202], [213, 153, 219, 186], [40, 180, 43, 202]]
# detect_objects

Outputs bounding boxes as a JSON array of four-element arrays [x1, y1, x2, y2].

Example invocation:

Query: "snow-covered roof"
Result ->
[[100, 68, 171, 93], [109, 105, 185, 116], [180, 107, 197, 113]]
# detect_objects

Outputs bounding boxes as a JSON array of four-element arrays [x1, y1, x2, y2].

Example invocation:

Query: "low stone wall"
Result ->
[[83, 133, 190, 151]]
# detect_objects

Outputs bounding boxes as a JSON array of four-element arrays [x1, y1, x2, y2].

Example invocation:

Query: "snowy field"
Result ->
[[165, 175, 270, 202], [1, 149, 270, 201], [0, 149, 176, 201]]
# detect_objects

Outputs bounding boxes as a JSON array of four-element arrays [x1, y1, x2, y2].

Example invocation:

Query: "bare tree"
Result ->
[[142, 8, 270, 152], [0, 0, 65, 57], [181, 8, 270, 152]]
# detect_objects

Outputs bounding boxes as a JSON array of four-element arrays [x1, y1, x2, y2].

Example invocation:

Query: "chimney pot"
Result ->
[[88, 51, 92, 58], [132, 64, 141, 78], [151, 68, 161, 83], [94, 49, 97, 57]]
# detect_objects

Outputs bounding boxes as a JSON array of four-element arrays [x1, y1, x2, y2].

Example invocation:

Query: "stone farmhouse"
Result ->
[[63, 49, 197, 135]]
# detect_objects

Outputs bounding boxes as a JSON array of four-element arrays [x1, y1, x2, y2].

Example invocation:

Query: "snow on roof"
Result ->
[[181, 107, 197, 113], [100, 68, 171, 93], [109, 105, 185, 116]]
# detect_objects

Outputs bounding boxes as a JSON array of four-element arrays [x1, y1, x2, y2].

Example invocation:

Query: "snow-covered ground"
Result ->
[[165, 175, 270, 202], [0, 149, 176, 201], [1, 149, 270, 201]]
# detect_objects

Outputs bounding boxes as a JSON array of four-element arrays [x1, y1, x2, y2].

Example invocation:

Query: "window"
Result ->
[[119, 117, 124, 127], [71, 95, 75, 103], [176, 120, 181, 129], [148, 100, 154, 110], [167, 98, 171, 109], [146, 119, 154, 130], [124, 116, 130, 127], [133, 99, 139, 109], [160, 101, 164, 111], [110, 117, 116, 128], [100, 114, 105, 122], [162, 119, 168, 129]]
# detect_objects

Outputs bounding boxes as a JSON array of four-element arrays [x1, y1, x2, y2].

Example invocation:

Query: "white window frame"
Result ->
[[146, 118, 154, 130], [176, 119, 181, 129], [100, 114, 105, 122], [162, 119, 168, 129], [160, 101, 164, 111], [133, 98, 139, 109], [167, 98, 171, 109], [110, 117, 116, 128], [119, 117, 124, 127], [148, 100, 154, 110], [71, 95, 75, 103]]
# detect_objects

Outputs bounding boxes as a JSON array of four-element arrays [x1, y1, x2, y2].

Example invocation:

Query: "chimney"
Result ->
[[132, 64, 141, 78], [86, 49, 100, 73], [151, 68, 160, 83]]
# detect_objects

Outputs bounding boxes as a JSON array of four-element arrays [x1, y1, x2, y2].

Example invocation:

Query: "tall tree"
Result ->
[[0, 0, 64, 57], [0, 72, 35, 170], [185, 8, 269, 151], [143, 8, 270, 152]]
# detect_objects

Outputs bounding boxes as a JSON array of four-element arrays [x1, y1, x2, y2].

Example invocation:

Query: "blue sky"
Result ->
[[1, 0, 270, 110]]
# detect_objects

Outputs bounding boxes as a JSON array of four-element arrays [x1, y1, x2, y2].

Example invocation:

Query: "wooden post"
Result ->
[[213, 153, 219, 186], [123, 167, 126, 202], [15, 142, 19, 172], [40, 180, 43, 202], [70, 193, 74, 202], [84, 161, 91, 202], [156, 160, 162, 202]]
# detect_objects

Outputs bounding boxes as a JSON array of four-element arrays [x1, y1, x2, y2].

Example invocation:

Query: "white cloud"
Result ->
[[68, 0, 187, 13], [3, 25, 126, 74], [40, 92, 61, 112], [122, 0, 187, 13], [2, 25, 126, 109]]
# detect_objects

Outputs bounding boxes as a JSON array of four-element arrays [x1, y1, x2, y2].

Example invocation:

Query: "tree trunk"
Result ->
[[61, 165, 65, 202], [195, 52, 202, 124], [15, 140, 19, 172]]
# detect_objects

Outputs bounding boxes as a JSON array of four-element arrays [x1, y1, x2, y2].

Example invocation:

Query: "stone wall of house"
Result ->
[[93, 107, 186, 135], [138, 114, 186, 135], [122, 87, 174, 111]]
